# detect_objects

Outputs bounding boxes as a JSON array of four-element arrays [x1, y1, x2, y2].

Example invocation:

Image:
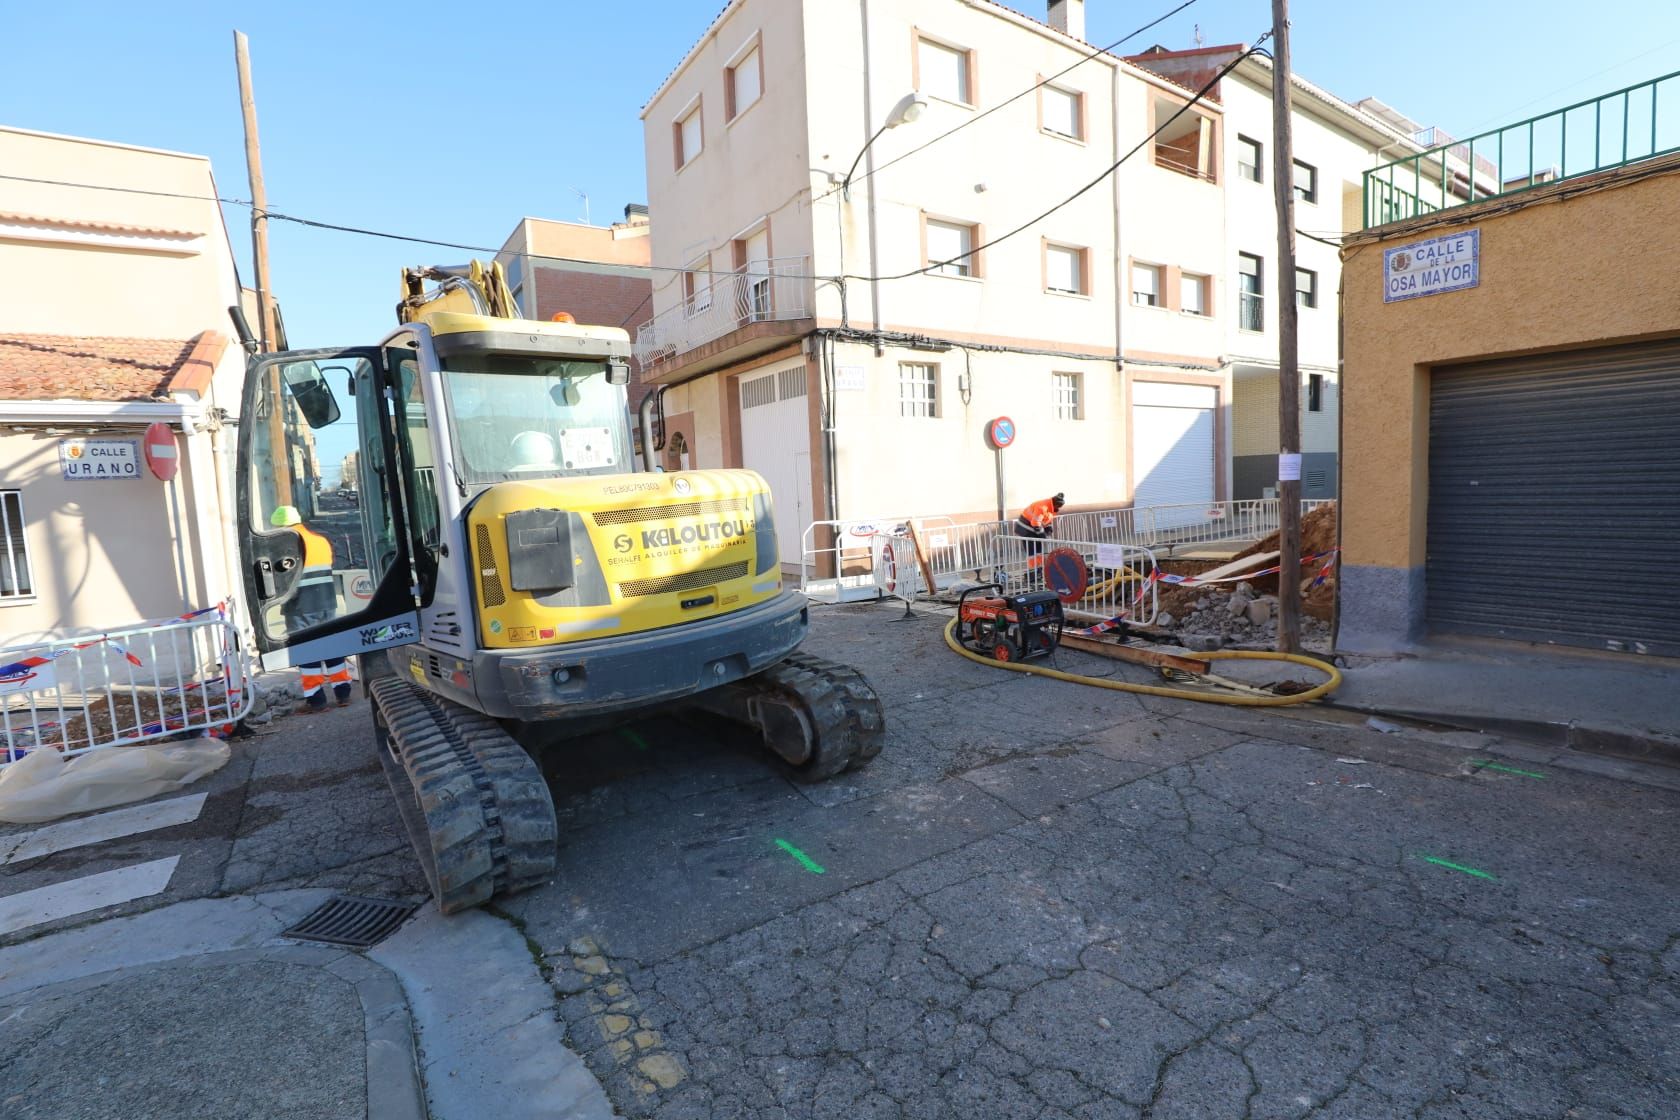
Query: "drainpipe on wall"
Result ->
[[1110, 57, 1125, 377], [860, 0, 886, 356]]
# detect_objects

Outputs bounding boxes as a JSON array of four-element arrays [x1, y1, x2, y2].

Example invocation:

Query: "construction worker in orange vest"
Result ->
[[270, 506, 353, 712], [1013, 492, 1065, 556]]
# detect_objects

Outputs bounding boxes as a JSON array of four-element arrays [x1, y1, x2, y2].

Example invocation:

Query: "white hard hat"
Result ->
[[510, 430, 558, 469]]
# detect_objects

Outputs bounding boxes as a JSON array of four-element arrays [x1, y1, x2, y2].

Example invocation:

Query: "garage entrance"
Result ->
[[738, 361, 812, 572], [1427, 338, 1680, 656], [1132, 382, 1217, 527]]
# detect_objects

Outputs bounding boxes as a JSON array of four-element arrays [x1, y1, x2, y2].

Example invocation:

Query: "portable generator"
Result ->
[[955, 584, 1065, 663]]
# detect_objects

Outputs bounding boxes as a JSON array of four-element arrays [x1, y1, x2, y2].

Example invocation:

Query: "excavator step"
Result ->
[[368, 677, 558, 914], [688, 652, 885, 782]]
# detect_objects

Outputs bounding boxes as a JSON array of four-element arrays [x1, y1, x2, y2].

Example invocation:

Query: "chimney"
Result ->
[[1048, 0, 1085, 41]]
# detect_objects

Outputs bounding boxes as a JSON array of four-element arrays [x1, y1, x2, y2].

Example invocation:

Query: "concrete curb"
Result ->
[[1323, 697, 1680, 770], [0, 945, 426, 1120]]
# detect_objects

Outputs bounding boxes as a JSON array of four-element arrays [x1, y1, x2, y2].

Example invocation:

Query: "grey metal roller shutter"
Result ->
[[1427, 338, 1680, 656]]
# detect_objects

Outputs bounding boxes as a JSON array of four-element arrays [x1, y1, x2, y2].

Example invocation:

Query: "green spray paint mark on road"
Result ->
[[774, 839, 826, 874], [1469, 759, 1546, 779], [1421, 855, 1498, 881], [618, 728, 649, 752]]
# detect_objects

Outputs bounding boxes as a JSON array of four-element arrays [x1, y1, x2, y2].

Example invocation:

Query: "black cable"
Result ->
[[818, 0, 1204, 202], [849, 36, 1273, 283]]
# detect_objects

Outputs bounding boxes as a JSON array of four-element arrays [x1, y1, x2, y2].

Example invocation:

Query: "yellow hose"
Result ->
[[943, 618, 1342, 707]]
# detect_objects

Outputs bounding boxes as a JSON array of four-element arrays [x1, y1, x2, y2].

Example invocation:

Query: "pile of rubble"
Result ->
[[1154, 581, 1332, 653], [1148, 502, 1339, 653]]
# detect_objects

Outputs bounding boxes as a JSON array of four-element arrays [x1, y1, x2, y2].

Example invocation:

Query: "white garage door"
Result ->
[[1132, 382, 1216, 525], [739, 363, 812, 571]]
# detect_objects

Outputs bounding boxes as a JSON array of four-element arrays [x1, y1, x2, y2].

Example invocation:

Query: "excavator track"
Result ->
[[689, 652, 885, 782], [369, 677, 558, 914]]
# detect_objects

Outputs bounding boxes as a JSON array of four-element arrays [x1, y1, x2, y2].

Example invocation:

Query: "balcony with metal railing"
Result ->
[[633, 256, 814, 378], [1363, 70, 1680, 229]]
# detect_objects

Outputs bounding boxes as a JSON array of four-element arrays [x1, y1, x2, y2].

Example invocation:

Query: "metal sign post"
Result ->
[[985, 416, 1016, 522]]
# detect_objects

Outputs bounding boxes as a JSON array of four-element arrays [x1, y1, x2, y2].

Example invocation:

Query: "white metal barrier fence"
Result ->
[[1, 605, 253, 766], [988, 535, 1161, 627], [799, 501, 1331, 608]]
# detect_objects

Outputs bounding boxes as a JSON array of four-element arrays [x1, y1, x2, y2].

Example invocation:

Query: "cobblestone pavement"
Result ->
[[507, 604, 1680, 1120]]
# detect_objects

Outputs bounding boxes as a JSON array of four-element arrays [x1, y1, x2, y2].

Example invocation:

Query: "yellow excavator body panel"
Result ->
[[467, 468, 782, 650]]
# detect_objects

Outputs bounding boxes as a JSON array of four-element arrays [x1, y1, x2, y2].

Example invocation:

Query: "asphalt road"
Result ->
[[3, 602, 1676, 1120]]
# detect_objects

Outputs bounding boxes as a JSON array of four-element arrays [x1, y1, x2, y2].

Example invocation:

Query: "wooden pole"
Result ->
[[234, 31, 291, 508], [234, 32, 274, 352], [1270, 0, 1303, 653]]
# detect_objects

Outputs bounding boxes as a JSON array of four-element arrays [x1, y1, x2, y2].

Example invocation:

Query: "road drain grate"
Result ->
[[281, 895, 419, 948]]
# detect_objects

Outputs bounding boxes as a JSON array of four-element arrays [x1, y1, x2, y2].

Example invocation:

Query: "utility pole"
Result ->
[[234, 31, 291, 506], [1270, 0, 1303, 653]]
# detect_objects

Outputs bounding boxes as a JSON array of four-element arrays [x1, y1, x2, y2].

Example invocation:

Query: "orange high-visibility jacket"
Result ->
[[1017, 497, 1058, 531]]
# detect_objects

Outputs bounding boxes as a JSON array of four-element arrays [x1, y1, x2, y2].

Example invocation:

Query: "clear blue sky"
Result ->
[[5, 1, 1676, 349]]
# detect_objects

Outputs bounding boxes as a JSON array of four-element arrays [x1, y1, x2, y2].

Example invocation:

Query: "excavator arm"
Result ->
[[398, 259, 520, 324]]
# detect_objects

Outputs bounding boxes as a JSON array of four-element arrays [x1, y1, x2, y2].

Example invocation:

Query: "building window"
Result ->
[[1131, 263, 1162, 307], [1308, 373, 1325, 413], [1180, 272, 1208, 316], [1237, 135, 1263, 182], [1053, 372, 1081, 420], [899, 363, 939, 417], [0, 490, 34, 601], [684, 256, 712, 316], [1041, 83, 1082, 140], [925, 218, 977, 277], [1296, 267, 1318, 308], [726, 42, 762, 120], [674, 101, 703, 168], [1293, 159, 1318, 203], [1238, 252, 1264, 331], [916, 36, 974, 106], [1045, 242, 1087, 295]]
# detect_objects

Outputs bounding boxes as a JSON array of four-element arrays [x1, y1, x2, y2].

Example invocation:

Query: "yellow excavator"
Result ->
[[231, 261, 882, 912]]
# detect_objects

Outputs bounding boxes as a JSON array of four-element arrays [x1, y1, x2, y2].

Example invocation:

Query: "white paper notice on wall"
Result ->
[[835, 366, 866, 392], [1278, 453, 1303, 482], [1096, 543, 1128, 569]]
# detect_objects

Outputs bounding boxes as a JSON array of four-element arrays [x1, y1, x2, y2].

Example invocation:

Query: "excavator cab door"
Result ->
[[237, 346, 423, 669]]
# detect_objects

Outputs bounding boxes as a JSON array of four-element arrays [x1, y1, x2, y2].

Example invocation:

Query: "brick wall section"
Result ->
[[532, 266, 656, 414]]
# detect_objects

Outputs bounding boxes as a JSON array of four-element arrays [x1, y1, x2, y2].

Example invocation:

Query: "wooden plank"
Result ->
[[1191, 550, 1280, 584], [908, 525, 939, 597], [1060, 633, 1211, 674]]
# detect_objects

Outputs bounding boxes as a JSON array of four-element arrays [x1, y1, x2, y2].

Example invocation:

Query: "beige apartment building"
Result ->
[[0, 127, 249, 643], [635, 0, 1473, 569]]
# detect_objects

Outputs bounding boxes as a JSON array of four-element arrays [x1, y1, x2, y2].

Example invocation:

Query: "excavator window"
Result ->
[[440, 354, 632, 486]]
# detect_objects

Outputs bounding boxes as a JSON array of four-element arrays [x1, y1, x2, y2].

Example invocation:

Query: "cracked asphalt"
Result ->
[[3, 601, 1675, 1120], [511, 604, 1680, 1120]]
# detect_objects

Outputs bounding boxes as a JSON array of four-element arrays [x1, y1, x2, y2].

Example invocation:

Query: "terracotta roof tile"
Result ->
[[0, 211, 200, 240], [0, 333, 203, 402]]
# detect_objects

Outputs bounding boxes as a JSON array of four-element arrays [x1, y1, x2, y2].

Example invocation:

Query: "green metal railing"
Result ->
[[1362, 69, 1680, 229]]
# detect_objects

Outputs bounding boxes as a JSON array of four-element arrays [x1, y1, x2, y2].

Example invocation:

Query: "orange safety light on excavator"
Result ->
[[550, 312, 576, 323]]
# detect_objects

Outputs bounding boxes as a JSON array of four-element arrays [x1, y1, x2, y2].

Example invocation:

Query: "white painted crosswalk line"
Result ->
[[0, 856, 180, 936], [0, 793, 208, 867]]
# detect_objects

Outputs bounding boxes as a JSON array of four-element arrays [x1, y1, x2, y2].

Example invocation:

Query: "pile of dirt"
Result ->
[[1144, 502, 1339, 650], [1231, 502, 1339, 607]]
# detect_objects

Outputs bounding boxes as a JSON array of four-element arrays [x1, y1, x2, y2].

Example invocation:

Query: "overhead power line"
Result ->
[[849, 34, 1273, 282], [816, 0, 1204, 203]]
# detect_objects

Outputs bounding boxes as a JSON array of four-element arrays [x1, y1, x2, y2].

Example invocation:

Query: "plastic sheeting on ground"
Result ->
[[0, 740, 230, 825]]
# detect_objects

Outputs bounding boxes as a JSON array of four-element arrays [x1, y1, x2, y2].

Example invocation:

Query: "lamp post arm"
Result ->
[[842, 121, 894, 201]]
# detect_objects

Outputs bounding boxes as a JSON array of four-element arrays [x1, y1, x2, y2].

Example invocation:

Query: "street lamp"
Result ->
[[842, 92, 929, 200]]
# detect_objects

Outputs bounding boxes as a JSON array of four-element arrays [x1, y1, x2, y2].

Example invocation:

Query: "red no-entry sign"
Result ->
[[143, 422, 179, 482]]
